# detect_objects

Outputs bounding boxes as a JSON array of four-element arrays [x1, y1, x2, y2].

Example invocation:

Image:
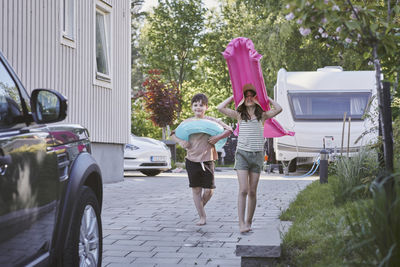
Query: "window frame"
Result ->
[[60, 0, 76, 48], [93, 1, 113, 88], [0, 56, 29, 129], [287, 90, 372, 121]]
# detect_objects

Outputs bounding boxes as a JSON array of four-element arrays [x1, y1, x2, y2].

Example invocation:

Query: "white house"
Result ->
[[0, 0, 131, 182]]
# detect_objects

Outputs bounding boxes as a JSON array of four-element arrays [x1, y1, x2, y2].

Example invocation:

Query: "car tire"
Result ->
[[140, 170, 162, 176], [63, 186, 102, 267]]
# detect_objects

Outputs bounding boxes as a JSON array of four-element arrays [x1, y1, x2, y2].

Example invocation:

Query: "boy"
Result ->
[[171, 93, 232, 225]]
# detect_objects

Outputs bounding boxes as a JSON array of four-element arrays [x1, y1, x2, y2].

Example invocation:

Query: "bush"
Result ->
[[176, 145, 186, 163], [131, 98, 162, 139], [331, 148, 379, 205], [345, 174, 400, 266]]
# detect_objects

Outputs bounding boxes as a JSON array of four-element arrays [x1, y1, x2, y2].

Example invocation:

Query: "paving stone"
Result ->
[[132, 257, 182, 265], [103, 250, 132, 257], [102, 256, 134, 264], [101, 171, 316, 267], [153, 252, 202, 258]]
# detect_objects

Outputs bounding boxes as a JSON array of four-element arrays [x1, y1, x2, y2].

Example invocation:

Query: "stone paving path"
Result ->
[[101, 170, 316, 267]]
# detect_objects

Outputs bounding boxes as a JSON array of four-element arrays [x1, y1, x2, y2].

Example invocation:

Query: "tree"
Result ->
[[142, 70, 181, 139], [131, 0, 146, 91], [139, 0, 206, 91], [284, 0, 399, 172], [130, 97, 163, 139]]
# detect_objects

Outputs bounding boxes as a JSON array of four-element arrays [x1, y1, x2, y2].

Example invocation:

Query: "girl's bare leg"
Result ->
[[192, 187, 206, 225], [202, 188, 214, 206], [237, 170, 250, 233], [246, 171, 260, 230]]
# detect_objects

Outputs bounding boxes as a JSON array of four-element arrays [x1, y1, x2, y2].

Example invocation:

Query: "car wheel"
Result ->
[[64, 186, 102, 267], [140, 170, 162, 176]]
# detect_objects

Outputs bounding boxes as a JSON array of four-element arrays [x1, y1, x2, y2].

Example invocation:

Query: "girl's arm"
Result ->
[[262, 96, 283, 120], [217, 96, 239, 119], [208, 129, 232, 145]]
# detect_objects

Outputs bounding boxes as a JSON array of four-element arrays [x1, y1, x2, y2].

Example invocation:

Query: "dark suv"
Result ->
[[0, 52, 103, 266]]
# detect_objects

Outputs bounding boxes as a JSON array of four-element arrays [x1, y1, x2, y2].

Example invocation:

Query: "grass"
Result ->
[[279, 173, 400, 266], [277, 117, 400, 266], [279, 177, 361, 266]]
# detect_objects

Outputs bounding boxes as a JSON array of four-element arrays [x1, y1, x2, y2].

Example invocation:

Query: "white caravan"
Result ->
[[273, 66, 378, 172]]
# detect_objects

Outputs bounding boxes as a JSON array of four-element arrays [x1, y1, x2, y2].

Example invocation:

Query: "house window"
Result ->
[[62, 0, 74, 41], [94, 0, 112, 87], [95, 9, 110, 80]]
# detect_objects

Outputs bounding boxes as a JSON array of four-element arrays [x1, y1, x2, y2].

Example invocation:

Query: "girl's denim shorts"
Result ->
[[234, 149, 264, 173]]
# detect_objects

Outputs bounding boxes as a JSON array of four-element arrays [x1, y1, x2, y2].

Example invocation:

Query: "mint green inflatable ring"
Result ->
[[175, 119, 227, 151]]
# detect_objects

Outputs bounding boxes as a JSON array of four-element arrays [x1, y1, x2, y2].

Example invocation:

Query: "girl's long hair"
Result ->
[[237, 104, 263, 121]]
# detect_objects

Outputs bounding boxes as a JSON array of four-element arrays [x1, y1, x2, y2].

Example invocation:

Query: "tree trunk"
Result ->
[[382, 81, 394, 172], [162, 127, 166, 140]]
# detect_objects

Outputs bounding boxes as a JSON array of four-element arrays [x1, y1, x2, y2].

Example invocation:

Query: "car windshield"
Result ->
[[288, 91, 371, 120]]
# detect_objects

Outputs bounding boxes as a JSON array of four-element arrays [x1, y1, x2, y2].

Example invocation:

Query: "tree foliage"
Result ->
[[283, 0, 399, 171], [131, 97, 163, 139], [132, 0, 398, 139], [142, 69, 181, 137], [140, 0, 206, 90], [283, 0, 400, 90], [131, 0, 146, 91]]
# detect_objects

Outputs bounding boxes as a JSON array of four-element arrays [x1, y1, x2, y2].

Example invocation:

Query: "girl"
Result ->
[[217, 84, 282, 233]]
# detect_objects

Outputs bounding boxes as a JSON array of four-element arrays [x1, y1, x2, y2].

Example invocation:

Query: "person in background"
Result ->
[[217, 84, 282, 233], [171, 93, 232, 225]]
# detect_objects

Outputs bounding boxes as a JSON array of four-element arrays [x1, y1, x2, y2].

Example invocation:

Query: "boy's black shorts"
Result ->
[[185, 159, 216, 189]]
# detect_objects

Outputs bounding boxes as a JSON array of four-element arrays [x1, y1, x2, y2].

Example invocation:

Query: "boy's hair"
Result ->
[[191, 93, 208, 106]]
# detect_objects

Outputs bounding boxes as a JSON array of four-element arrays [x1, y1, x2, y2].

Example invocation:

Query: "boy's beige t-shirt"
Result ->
[[182, 116, 232, 163]]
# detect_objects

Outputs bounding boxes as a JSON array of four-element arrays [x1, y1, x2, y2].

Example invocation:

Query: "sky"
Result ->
[[142, 0, 220, 11]]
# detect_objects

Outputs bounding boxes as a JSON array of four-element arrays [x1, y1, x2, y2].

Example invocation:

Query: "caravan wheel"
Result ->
[[289, 159, 297, 172]]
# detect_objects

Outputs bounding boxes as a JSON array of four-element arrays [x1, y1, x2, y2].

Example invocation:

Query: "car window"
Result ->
[[0, 61, 22, 127]]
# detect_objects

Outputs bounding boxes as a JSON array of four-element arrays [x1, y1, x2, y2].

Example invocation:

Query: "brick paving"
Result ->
[[101, 170, 316, 267]]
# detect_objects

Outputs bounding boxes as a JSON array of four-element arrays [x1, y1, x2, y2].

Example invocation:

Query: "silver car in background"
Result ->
[[124, 134, 172, 176]]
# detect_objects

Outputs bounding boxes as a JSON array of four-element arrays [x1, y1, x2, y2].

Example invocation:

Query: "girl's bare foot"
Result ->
[[196, 217, 206, 225], [239, 226, 251, 233], [245, 222, 252, 231]]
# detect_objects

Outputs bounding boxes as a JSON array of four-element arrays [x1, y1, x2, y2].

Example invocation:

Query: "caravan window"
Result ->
[[288, 91, 371, 120]]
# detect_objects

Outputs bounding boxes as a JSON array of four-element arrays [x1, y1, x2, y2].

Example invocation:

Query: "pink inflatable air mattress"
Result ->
[[223, 37, 295, 138]]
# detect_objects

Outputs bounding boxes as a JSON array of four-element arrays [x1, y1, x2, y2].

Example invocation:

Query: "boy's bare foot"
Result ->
[[196, 218, 206, 225], [239, 224, 251, 233]]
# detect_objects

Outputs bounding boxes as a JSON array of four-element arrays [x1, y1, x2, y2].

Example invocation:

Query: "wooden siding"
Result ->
[[0, 0, 131, 144]]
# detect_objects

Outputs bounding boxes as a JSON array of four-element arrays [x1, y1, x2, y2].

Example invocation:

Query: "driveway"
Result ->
[[102, 170, 316, 266]]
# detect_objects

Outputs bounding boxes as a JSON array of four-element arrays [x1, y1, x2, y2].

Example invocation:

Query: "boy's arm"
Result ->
[[170, 131, 191, 149], [217, 96, 238, 119]]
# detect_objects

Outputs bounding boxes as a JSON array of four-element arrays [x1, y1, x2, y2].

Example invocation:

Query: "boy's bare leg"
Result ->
[[237, 170, 251, 233], [202, 188, 214, 206], [245, 171, 260, 230], [192, 187, 206, 225]]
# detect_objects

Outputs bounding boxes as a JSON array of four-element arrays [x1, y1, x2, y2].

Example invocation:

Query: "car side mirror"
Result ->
[[30, 89, 68, 124]]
